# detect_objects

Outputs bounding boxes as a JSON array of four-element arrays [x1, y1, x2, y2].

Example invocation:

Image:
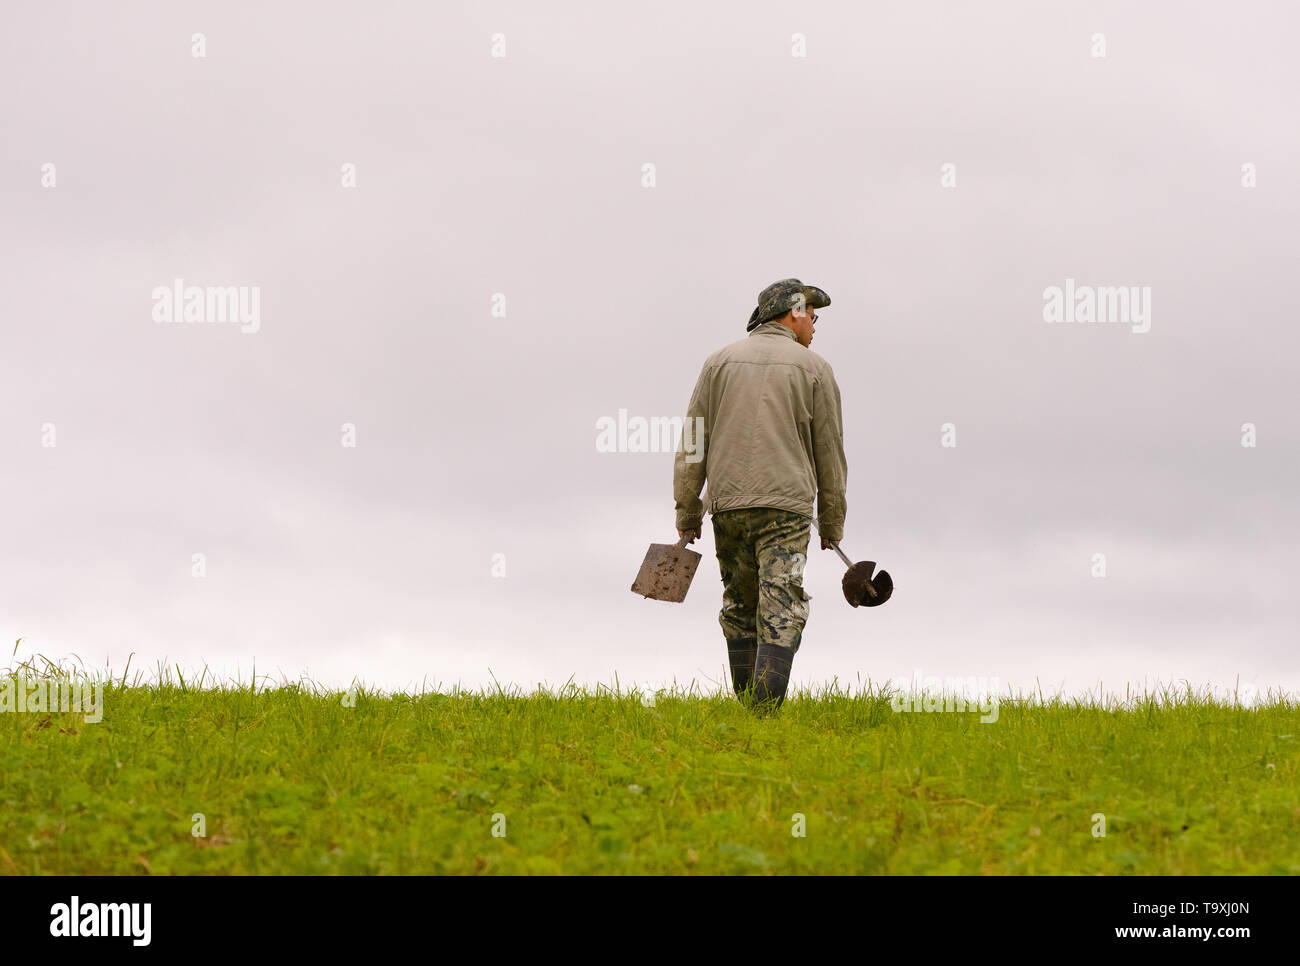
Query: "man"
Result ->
[[673, 278, 848, 715]]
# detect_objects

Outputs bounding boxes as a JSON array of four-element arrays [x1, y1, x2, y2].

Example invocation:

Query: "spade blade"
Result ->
[[842, 561, 894, 608], [631, 539, 702, 602]]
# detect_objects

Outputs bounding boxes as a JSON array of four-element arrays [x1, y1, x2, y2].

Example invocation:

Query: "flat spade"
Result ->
[[830, 545, 894, 608], [631, 533, 702, 602]]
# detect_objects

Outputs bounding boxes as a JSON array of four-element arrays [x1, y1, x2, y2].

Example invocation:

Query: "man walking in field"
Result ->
[[673, 278, 847, 715]]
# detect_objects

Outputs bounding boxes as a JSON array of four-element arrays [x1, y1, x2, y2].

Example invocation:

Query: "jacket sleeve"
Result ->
[[672, 363, 711, 531], [812, 365, 848, 543]]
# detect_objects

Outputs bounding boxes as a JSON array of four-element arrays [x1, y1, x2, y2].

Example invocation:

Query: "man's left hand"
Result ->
[[678, 528, 700, 544]]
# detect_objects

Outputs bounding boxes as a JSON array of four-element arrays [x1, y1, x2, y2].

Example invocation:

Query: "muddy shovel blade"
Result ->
[[827, 541, 894, 608], [631, 537, 702, 602], [842, 561, 894, 608]]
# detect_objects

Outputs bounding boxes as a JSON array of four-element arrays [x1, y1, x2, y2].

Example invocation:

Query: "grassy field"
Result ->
[[2, 661, 1298, 875]]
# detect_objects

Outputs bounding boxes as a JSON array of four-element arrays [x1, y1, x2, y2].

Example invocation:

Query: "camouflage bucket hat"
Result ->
[[746, 278, 831, 331]]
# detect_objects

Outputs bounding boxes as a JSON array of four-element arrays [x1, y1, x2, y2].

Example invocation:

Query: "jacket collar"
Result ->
[[750, 321, 798, 342]]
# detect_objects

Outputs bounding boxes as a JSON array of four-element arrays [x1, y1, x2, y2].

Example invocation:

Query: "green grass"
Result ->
[[2, 656, 1298, 875]]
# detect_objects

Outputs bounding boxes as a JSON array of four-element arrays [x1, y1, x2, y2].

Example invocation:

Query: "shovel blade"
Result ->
[[631, 541, 702, 602], [843, 561, 894, 608]]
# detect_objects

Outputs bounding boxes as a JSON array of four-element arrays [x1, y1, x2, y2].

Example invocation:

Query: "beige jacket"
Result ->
[[673, 321, 847, 541]]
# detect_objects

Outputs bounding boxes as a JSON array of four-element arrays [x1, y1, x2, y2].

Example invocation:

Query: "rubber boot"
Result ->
[[750, 643, 794, 716], [726, 635, 758, 702]]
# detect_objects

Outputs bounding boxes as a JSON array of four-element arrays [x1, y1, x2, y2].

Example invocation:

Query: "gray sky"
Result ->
[[3, 1, 1297, 699]]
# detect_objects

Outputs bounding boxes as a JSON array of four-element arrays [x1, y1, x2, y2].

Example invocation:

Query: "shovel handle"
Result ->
[[810, 513, 851, 565], [811, 515, 888, 603]]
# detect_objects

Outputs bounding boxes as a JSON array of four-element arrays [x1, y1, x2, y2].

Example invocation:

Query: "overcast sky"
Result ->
[[2, 1, 1296, 700]]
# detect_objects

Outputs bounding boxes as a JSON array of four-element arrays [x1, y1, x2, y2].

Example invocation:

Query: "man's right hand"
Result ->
[[820, 537, 839, 550]]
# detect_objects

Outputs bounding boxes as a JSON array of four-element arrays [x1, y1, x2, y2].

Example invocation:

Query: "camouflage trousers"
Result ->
[[712, 506, 813, 679]]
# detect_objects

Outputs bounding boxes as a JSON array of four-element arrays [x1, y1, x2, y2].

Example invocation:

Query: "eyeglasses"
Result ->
[[809, 312, 818, 324]]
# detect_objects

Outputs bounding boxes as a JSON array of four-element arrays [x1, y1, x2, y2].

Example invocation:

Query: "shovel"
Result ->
[[811, 516, 893, 607], [632, 485, 710, 602], [830, 545, 893, 607], [631, 532, 702, 602]]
